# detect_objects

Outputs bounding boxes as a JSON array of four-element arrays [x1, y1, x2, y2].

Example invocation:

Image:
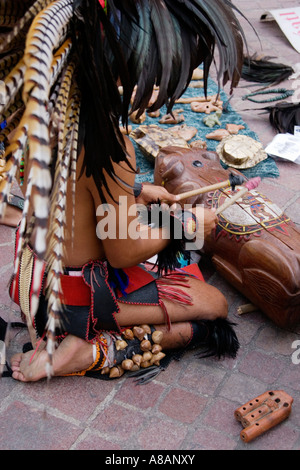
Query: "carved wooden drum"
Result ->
[[154, 146, 300, 328]]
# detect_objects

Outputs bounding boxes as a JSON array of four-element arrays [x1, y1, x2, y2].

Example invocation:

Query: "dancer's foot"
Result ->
[[10, 335, 94, 382]]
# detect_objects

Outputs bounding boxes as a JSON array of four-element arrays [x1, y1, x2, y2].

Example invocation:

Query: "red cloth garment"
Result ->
[[9, 226, 204, 340]]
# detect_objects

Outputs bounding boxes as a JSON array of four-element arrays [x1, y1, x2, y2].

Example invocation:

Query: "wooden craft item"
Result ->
[[130, 109, 146, 124], [130, 85, 159, 108], [235, 390, 293, 443], [159, 109, 184, 124], [169, 124, 198, 141], [190, 140, 207, 149], [147, 109, 161, 118], [130, 124, 192, 160], [205, 124, 245, 139], [203, 110, 222, 128], [189, 80, 204, 88], [192, 68, 204, 80], [175, 94, 222, 106], [237, 303, 257, 315], [206, 129, 230, 140], [119, 124, 132, 135], [217, 135, 268, 169], [191, 101, 221, 114], [226, 123, 245, 134], [154, 146, 300, 328]]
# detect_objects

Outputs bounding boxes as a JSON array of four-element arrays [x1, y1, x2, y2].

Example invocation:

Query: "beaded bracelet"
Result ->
[[173, 209, 198, 240], [154, 208, 199, 274], [142, 205, 198, 241], [133, 181, 143, 198], [242, 88, 294, 103]]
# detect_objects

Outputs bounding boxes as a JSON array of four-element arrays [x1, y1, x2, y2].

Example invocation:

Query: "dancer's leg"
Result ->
[[10, 277, 229, 382]]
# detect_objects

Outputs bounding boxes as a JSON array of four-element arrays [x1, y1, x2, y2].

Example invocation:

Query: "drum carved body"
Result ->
[[154, 146, 300, 328]]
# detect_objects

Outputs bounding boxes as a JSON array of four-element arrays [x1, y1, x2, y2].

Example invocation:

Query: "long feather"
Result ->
[[68, 88, 81, 247], [0, 0, 74, 378], [0, 0, 53, 53], [242, 53, 294, 86], [21, 0, 73, 261], [113, 0, 245, 115], [148, 0, 174, 110], [0, 51, 24, 80], [0, 107, 23, 146], [0, 123, 28, 220], [0, 0, 32, 27], [0, 57, 26, 116]]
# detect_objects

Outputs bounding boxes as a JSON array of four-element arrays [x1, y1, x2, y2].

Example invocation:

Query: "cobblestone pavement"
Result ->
[[1, 0, 300, 451]]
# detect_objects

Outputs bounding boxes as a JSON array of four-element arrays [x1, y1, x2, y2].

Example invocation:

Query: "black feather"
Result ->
[[242, 53, 294, 86], [111, 0, 245, 115], [127, 318, 240, 384], [138, 202, 188, 275], [127, 353, 174, 384], [264, 101, 300, 134], [72, 0, 135, 203], [193, 319, 240, 359]]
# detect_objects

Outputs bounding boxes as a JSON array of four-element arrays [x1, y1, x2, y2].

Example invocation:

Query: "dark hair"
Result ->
[[71, 0, 135, 201]]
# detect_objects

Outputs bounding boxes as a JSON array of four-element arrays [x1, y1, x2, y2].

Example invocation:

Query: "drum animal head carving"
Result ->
[[154, 145, 241, 205]]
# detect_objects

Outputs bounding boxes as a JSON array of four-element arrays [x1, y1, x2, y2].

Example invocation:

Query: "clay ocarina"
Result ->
[[235, 390, 293, 443]]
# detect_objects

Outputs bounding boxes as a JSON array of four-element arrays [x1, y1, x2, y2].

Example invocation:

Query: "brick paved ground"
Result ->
[[1, 0, 300, 452]]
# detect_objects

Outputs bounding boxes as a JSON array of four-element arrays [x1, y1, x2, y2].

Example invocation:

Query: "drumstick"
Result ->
[[176, 173, 245, 201], [215, 177, 261, 215], [237, 303, 257, 315]]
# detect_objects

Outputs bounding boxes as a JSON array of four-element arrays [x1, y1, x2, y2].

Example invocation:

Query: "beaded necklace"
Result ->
[[242, 88, 294, 103], [20, 154, 25, 186]]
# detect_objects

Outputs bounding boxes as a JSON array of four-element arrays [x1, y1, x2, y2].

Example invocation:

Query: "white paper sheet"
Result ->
[[265, 133, 300, 163], [261, 7, 300, 53]]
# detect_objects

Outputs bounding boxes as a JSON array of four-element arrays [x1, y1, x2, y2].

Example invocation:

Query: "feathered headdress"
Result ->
[[0, 0, 245, 376]]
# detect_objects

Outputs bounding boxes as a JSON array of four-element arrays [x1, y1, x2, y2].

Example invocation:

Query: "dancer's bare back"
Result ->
[[64, 137, 177, 268]]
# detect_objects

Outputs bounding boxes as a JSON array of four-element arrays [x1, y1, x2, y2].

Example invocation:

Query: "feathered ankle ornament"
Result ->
[[85, 325, 166, 381], [127, 319, 240, 385], [189, 318, 240, 359]]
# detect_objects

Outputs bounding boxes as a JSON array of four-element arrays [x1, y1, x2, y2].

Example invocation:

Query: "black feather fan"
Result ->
[[263, 102, 300, 134], [242, 53, 294, 85]]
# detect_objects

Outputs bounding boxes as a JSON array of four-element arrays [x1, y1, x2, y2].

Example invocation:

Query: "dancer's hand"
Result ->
[[135, 183, 179, 206], [192, 206, 217, 239]]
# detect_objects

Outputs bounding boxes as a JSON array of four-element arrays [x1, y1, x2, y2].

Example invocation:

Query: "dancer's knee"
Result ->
[[196, 289, 228, 321], [215, 292, 228, 319]]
